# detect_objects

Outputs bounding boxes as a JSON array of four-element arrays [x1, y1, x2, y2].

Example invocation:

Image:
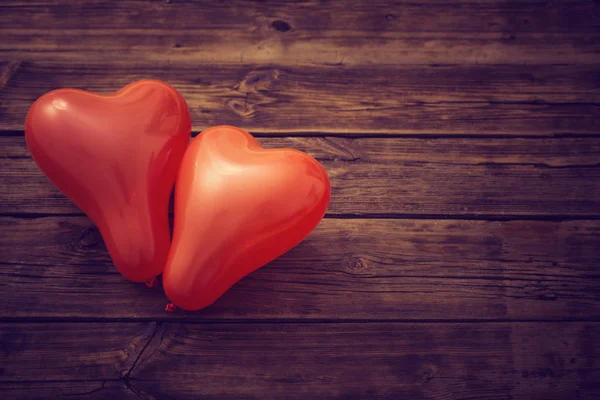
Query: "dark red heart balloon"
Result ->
[[25, 80, 191, 283], [163, 126, 331, 311]]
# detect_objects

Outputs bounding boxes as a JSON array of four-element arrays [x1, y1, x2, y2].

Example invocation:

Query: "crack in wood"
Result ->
[[120, 324, 166, 400], [125, 380, 156, 400], [122, 322, 162, 379], [319, 137, 362, 161], [62, 380, 107, 397], [0, 61, 21, 92]]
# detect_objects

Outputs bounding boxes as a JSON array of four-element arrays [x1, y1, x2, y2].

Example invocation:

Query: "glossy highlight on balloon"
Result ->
[[163, 126, 331, 311], [25, 80, 191, 283]]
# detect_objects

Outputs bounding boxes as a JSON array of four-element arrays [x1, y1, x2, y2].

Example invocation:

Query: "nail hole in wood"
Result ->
[[271, 20, 291, 32]]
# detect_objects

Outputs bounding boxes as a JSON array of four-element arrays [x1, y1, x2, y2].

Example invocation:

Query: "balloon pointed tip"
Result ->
[[165, 303, 176, 313], [146, 277, 158, 288]]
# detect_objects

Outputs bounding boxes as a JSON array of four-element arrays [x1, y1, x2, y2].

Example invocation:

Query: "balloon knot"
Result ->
[[165, 303, 176, 313], [145, 277, 158, 288]]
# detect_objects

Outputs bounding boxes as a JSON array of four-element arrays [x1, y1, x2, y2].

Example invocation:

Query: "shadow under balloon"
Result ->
[[67, 219, 332, 319], [178, 233, 332, 319]]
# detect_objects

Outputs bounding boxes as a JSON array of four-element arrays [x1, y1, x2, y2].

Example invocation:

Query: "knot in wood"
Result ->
[[348, 256, 367, 271], [419, 367, 435, 384], [227, 98, 255, 118], [502, 31, 517, 41], [229, 70, 280, 118], [78, 226, 101, 248], [236, 69, 280, 94], [271, 20, 292, 32]]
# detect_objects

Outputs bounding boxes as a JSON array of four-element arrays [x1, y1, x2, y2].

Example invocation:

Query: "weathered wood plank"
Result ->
[[3, 136, 600, 217], [2, 216, 599, 320], [2, 322, 598, 399], [1, 1, 599, 65], [0, 322, 155, 382], [1, 62, 599, 134], [0, 381, 138, 400], [130, 322, 600, 400], [2, 0, 598, 33]]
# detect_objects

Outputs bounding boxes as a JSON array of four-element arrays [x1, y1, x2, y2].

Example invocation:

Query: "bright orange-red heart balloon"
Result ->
[[163, 126, 330, 311], [25, 80, 191, 283]]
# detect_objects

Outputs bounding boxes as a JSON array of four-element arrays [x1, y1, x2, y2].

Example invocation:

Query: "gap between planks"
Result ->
[[3, 129, 600, 139], [3, 212, 600, 221], [1, 317, 599, 324]]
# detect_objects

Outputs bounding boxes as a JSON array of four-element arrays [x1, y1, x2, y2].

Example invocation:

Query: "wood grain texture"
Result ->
[[1, 0, 599, 65], [130, 322, 600, 400], [2, 216, 599, 320], [0, 322, 156, 382], [2, 0, 598, 33], [3, 135, 600, 217], [0, 0, 598, 398], [1, 322, 598, 399], [0, 381, 139, 400], [1, 62, 599, 134]]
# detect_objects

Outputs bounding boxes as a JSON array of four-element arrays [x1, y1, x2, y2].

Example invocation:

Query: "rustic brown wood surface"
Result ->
[[0, 381, 139, 400], [1, 0, 599, 66], [3, 135, 600, 217], [2, 62, 600, 134], [1, 322, 599, 400], [1, 0, 599, 399], [2, 215, 600, 321]]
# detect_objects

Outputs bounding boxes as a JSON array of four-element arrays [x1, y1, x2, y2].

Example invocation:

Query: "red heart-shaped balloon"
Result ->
[[163, 126, 330, 311], [25, 80, 191, 282]]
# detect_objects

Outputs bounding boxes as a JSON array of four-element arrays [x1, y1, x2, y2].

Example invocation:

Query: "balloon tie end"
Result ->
[[165, 303, 176, 313], [145, 277, 158, 288]]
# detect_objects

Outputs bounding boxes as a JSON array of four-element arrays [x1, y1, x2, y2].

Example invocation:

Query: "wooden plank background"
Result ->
[[1, 0, 599, 399], [2, 215, 600, 321], [1, 322, 598, 399], [1, 62, 600, 134], [3, 135, 600, 217]]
